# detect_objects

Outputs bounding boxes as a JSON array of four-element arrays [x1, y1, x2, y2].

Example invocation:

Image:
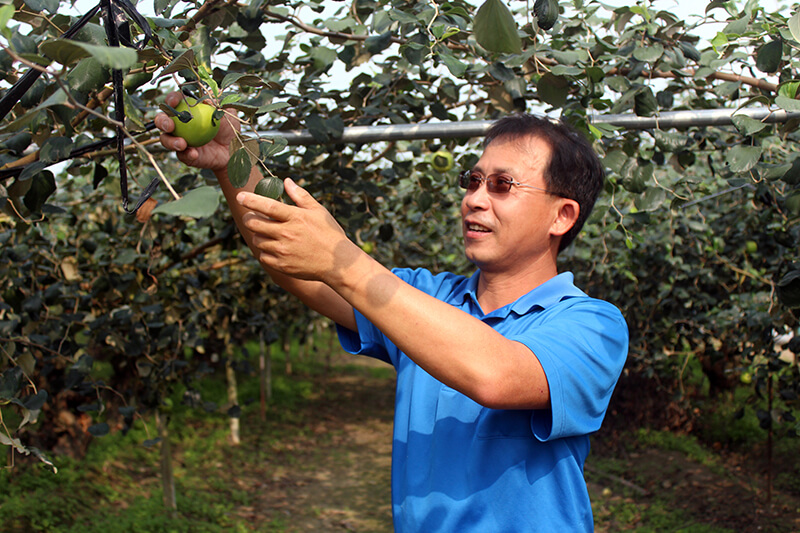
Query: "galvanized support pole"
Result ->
[[594, 107, 800, 130], [260, 107, 800, 145]]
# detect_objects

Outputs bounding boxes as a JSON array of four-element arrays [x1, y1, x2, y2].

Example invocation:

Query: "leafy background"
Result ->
[[0, 0, 799, 524]]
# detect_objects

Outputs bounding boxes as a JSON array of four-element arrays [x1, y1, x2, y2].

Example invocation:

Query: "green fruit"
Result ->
[[161, 398, 174, 413], [360, 241, 375, 254], [171, 97, 221, 147], [124, 70, 154, 91], [533, 0, 559, 31], [745, 240, 758, 253], [432, 150, 454, 173], [740, 372, 752, 384], [254, 177, 284, 200]]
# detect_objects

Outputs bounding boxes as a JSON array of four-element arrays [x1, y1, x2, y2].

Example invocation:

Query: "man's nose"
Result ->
[[463, 182, 491, 209]]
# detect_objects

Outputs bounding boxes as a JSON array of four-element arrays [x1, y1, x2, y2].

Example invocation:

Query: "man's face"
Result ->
[[460, 135, 566, 275]]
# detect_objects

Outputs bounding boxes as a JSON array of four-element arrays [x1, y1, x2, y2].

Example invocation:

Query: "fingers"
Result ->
[[164, 91, 183, 108], [284, 178, 317, 208], [237, 191, 293, 222], [155, 101, 188, 152], [241, 210, 277, 233]]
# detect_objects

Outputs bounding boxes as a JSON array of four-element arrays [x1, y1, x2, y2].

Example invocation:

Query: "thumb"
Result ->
[[284, 178, 317, 207]]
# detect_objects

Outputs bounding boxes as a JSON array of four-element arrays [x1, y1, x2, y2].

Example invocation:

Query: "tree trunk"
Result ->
[[226, 359, 240, 445], [156, 411, 177, 514], [327, 321, 335, 367], [259, 331, 272, 421], [767, 373, 773, 503], [283, 331, 292, 375]]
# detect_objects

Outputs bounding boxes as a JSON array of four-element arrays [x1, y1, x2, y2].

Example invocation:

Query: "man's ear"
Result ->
[[550, 199, 580, 238]]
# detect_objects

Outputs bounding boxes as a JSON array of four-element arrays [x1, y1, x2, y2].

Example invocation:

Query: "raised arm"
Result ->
[[154, 95, 356, 330], [236, 181, 553, 410]]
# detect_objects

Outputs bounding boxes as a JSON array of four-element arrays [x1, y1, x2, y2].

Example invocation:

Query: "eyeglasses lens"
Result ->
[[459, 171, 513, 194]]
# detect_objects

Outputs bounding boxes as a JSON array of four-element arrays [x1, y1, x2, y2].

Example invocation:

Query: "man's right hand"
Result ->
[[154, 92, 239, 173]]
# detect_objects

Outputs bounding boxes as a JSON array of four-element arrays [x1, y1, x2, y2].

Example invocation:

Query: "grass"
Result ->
[[1, 410, 256, 533]]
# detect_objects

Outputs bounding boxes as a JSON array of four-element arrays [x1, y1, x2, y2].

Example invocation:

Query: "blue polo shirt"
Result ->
[[337, 268, 628, 532]]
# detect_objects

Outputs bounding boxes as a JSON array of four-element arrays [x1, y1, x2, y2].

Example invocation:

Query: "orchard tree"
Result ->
[[0, 0, 798, 484]]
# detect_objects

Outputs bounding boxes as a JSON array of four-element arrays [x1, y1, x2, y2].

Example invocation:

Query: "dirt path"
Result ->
[[237, 356, 396, 532]]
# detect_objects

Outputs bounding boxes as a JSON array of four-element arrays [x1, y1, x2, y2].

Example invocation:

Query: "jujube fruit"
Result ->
[[171, 97, 221, 147]]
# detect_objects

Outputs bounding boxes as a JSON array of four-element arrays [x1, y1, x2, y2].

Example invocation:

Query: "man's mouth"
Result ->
[[465, 222, 491, 233]]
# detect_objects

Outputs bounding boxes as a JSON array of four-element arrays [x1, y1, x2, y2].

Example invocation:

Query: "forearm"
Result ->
[[325, 249, 550, 409]]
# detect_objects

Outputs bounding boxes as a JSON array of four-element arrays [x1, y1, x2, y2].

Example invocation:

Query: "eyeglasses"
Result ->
[[458, 169, 564, 197]]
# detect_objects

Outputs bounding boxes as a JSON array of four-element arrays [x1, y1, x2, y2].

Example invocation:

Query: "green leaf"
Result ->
[[365, 31, 393, 55], [710, 32, 728, 53], [220, 94, 243, 107], [777, 269, 800, 308], [17, 352, 35, 377], [259, 137, 288, 158], [227, 148, 253, 188], [726, 145, 762, 173], [678, 42, 701, 62], [723, 15, 749, 36], [786, 190, 800, 216], [254, 177, 284, 200], [778, 81, 800, 99], [790, 11, 800, 43], [220, 72, 267, 89], [0, 367, 22, 400], [151, 186, 220, 218], [731, 115, 768, 136], [39, 39, 138, 69], [38, 39, 85, 66], [65, 57, 111, 94], [755, 40, 782, 74], [549, 49, 587, 65], [23, 171, 56, 212], [652, 130, 685, 153], [782, 157, 800, 185], [256, 102, 290, 115], [88, 422, 109, 437], [633, 86, 658, 117], [633, 43, 664, 63], [22, 0, 58, 14], [309, 46, 337, 71], [775, 94, 800, 112], [537, 73, 568, 108], [473, 0, 521, 54], [23, 390, 47, 411], [438, 50, 468, 77], [0, 5, 15, 38], [197, 64, 219, 97], [39, 137, 73, 163], [159, 49, 196, 77]]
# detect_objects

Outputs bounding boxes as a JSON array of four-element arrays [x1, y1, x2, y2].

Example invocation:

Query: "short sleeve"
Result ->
[[335, 267, 459, 368], [513, 298, 628, 441], [336, 309, 394, 365]]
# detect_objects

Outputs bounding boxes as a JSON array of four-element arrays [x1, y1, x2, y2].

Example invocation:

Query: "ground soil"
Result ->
[[228, 356, 800, 532]]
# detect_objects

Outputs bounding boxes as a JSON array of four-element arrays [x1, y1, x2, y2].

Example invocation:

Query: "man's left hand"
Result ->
[[236, 178, 363, 283]]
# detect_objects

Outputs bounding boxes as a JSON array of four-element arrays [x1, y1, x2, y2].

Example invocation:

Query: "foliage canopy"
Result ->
[[0, 0, 798, 469]]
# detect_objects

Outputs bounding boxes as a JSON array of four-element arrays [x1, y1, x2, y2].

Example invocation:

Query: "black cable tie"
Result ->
[[0, 2, 103, 121]]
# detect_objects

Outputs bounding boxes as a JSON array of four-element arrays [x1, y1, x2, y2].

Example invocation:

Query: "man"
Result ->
[[156, 100, 628, 532]]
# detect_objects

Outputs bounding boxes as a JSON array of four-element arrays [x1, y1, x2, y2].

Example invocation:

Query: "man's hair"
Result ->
[[483, 113, 605, 252]]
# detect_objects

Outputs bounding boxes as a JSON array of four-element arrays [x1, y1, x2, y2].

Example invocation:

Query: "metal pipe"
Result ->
[[593, 107, 800, 130], [266, 119, 496, 145], [261, 107, 800, 145]]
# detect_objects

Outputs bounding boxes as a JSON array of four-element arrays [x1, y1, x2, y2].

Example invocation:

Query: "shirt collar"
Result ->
[[458, 271, 586, 318]]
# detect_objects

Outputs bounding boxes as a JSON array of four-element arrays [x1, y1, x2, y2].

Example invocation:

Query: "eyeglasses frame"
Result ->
[[458, 169, 569, 198]]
